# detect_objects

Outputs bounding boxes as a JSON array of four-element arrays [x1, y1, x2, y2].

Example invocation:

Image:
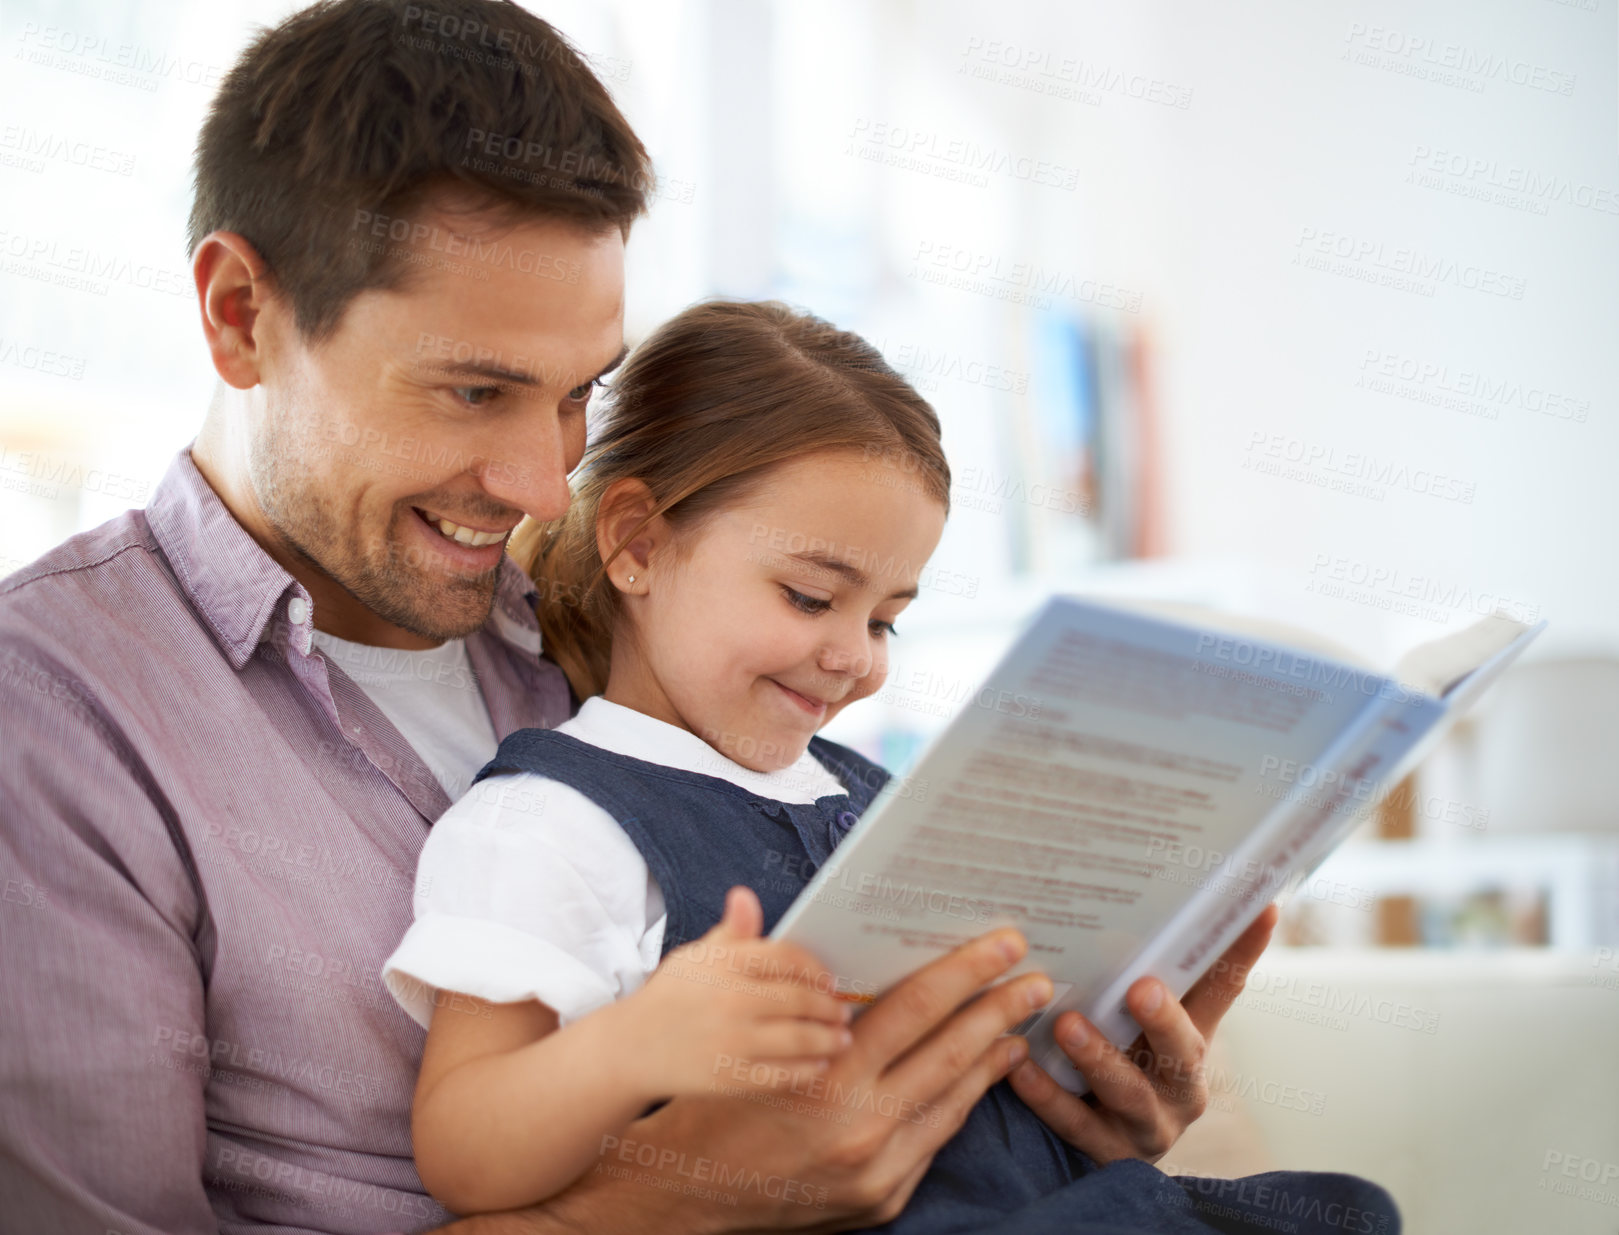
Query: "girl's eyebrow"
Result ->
[[787, 551, 919, 601]]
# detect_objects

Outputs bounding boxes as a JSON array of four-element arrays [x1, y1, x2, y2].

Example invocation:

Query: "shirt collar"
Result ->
[[146, 445, 543, 671], [563, 696, 845, 804]]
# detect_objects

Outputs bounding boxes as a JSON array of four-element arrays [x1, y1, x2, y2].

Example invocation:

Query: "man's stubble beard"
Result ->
[[248, 406, 498, 643]]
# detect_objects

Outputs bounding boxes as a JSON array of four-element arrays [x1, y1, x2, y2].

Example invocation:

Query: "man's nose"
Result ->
[[470, 412, 574, 523]]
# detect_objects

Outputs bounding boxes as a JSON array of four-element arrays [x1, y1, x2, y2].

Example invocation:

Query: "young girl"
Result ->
[[382, 301, 1400, 1234]]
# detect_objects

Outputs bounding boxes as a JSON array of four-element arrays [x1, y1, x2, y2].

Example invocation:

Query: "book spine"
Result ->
[[1085, 689, 1440, 1051]]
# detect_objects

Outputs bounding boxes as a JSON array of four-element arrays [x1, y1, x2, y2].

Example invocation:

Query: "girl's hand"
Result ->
[[1006, 902, 1280, 1164], [633, 886, 853, 1097]]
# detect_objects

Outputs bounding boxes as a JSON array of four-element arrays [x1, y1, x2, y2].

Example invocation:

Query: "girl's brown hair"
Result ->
[[510, 299, 951, 701]]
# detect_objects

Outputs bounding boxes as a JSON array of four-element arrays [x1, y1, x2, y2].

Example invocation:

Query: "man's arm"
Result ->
[[0, 645, 216, 1235], [419, 928, 1046, 1235], [415, 914, 1280, 1235]]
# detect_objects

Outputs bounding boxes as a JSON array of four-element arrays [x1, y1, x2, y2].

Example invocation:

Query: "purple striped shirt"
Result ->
[[0, 445, 572, 1234]]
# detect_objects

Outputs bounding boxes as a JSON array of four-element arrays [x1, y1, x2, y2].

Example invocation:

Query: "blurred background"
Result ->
[[2, 0, 1615, 1229]]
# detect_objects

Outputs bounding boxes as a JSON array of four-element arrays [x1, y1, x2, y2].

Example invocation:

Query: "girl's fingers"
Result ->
[[741, 1020, 854, 1064]]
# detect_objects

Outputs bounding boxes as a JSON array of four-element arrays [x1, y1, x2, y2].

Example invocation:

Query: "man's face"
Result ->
[[249, 203, 625, 644]]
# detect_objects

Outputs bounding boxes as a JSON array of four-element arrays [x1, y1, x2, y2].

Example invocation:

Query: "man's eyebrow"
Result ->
[[424, 343, 629, 389], [787, 551, 919, 601], [595, 343, 630, 381]]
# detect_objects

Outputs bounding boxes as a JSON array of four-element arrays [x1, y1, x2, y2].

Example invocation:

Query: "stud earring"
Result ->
[[627, 574, 637, 584]]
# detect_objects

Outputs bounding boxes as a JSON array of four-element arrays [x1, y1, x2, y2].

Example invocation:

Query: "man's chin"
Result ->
[[361, 564, 500, 644]]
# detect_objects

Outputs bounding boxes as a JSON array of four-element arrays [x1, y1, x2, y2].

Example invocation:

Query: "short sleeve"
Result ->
[[382, 772, 664, 1027]]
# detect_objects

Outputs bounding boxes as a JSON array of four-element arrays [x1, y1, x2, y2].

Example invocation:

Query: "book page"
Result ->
[[774, 596, 1393, 1005]]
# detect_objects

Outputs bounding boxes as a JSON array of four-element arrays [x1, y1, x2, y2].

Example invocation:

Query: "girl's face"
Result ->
[[604, 449, 947, 773]]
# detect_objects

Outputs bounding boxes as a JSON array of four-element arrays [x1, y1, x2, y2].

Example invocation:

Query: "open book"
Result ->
[[771, 595, 1546, 1094]]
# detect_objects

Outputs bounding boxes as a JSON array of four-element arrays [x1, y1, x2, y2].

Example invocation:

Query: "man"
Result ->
[[0, 2, 1272, 1231]]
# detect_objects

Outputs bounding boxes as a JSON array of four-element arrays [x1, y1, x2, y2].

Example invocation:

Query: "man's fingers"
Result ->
[[1006, 1058, 1132, 1163], [886, 1034, 1030, 1163], [1123, 977, 1208, 1112], [1181, 903, 1278, 1038], [1047, 1012, 1164, 1129], [880, 971, 1051, 1102], [849, 928, 1027, 1070]]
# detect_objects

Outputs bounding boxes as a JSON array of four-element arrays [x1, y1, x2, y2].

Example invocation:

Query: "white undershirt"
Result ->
[[381, 696, 846, 1028], [309, 630, 498, 800]]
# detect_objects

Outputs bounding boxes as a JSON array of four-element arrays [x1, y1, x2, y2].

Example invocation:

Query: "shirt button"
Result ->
[[287, 597, 309, 626]]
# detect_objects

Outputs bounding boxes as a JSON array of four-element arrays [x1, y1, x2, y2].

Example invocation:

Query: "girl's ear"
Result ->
[[595, 478, 665, 593]]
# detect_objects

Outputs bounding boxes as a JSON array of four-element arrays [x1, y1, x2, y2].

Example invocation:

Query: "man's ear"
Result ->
[[192, 230, 274, 391], [595, 479, 666, 593]]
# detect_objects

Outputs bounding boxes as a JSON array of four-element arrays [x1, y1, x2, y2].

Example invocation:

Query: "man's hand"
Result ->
[[1005, 903, 1280, 1165], [470, 924, 1049, 1234]]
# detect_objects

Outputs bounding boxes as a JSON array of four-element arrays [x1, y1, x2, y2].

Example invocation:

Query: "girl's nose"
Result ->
[[818, 635, 871, 678]]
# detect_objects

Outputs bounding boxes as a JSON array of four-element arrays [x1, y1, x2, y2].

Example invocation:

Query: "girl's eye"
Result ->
[[452, 386, 501, 408], [566, 379, 599, 402], [782, 586, 831, 615], [869, 619, 898, 639]]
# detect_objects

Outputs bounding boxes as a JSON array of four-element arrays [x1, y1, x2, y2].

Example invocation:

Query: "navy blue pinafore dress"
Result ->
[[471, 729, 1400, 1235]]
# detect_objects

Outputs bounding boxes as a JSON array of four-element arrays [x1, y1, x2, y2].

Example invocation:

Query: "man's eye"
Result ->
[[566, 379, 599, 402], [782, 586, 831, 615], [453, 386, 501, 408]]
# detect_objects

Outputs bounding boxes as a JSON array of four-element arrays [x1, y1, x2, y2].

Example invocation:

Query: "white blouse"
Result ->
[[381, 697, 846, 1028]]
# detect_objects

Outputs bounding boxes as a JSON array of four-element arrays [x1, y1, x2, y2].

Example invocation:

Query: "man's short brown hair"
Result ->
[[187, 0, 651, 340]]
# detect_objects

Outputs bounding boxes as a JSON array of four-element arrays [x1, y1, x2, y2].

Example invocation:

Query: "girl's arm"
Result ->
[[411, 887, 852, 1216]]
